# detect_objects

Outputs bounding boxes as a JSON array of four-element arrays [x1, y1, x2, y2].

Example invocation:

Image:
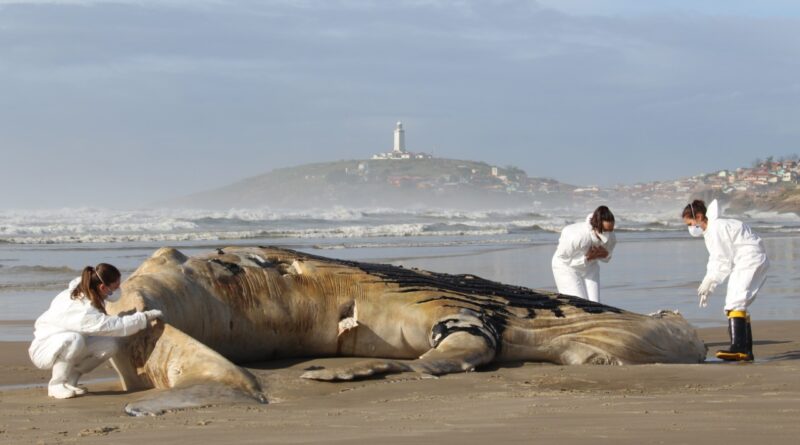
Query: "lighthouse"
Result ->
[[372, 121, 431, 160], [393, 121, 406, 153]]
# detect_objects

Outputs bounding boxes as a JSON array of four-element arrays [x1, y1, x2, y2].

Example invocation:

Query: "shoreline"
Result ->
[[1, 320, 799, 443], [3, 232, 799, 336]]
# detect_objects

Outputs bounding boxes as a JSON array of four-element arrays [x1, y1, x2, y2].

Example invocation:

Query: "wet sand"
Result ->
[[1, 321, 798, 444]]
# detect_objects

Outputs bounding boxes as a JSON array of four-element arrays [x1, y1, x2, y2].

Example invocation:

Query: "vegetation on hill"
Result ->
[[727, 187, 800, 215], [175, 158, 572, 209]]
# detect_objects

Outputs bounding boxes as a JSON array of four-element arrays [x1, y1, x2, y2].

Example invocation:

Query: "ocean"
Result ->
[[2, 205, 799, 340]]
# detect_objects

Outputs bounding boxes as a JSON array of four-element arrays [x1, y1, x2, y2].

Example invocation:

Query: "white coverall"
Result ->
[[701, 201, 769, 311], [551, 215, 616, 303], [29, 277, 147, 396]]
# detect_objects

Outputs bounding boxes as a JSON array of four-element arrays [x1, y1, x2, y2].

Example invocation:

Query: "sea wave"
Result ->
[[1, 206, 797, 244], [1, 225, 513, 244], [0, 265, 79, 275], [312, 237, 537, 250]]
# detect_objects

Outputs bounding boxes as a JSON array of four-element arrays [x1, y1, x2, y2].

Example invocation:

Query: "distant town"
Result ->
[[365, 122, 800, 205], [178, 122, 800, 211], [576, 157, 800, 205]]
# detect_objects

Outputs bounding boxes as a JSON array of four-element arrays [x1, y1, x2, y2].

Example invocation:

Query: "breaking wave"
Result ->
[[1, 206, 796, 244]]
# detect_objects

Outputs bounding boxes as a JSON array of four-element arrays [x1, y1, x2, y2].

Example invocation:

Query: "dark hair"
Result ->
[[71, 263, 120, 314], [682, 199, 707, 220], [590, 206, 615, 233]]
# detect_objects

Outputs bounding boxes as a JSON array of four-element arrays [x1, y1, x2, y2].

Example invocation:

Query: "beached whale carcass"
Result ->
[[108, 246, 706, 415]]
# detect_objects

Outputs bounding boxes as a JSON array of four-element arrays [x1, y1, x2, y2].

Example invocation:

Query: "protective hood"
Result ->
[[68, 276, 81, 292], [706, 199, 719, 222]]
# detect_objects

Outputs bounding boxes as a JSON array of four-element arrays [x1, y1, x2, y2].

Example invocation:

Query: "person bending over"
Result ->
[[552, 205, 616, 303], [683, 199, 769, 361]]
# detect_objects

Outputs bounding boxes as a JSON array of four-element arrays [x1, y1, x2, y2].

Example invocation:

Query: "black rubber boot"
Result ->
[[716, 313, 753, 361], [745, 317, 754, 361]]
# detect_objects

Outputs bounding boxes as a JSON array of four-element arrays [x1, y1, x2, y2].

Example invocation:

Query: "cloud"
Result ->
[[1, 0, 799, 207], [0, 0, 223, 5]]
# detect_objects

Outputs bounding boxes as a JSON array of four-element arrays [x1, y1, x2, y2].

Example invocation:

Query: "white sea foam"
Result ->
[[0, 206, 796, 244], [737, 210, 800, 222], [312, 237, 537, 250]]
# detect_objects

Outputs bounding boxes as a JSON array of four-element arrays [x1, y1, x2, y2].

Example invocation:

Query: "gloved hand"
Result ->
[[143, 309, 163, 322], [698, 292, 708, 308], [697, 277, 717, 308]]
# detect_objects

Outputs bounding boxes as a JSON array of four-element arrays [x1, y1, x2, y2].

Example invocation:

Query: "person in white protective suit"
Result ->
[[552, 205, 616, 303], [682, 199, 769, 362], [29, 263, 163, 399]]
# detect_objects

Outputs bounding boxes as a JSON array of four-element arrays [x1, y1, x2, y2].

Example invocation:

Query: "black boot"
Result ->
[[716, 311, 753, 361], [745, 316, 754, 361]]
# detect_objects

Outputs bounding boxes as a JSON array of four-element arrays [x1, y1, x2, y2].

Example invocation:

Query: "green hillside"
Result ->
[[175, 158, 572, 209]]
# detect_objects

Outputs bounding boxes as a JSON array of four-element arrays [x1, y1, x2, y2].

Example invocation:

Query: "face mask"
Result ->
[[687, 203, 704, 237], [688, 225, 704, 237], [594, 231, 609, 244], [105, 289, 120, 303]]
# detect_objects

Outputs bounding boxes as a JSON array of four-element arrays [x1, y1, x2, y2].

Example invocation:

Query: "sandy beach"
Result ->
[[1, 320, 798, 444], [2, 234, 799, 444]]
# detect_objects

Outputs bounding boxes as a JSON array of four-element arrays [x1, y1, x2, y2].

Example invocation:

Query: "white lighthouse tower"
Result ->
[[393, 121, 406, 153]]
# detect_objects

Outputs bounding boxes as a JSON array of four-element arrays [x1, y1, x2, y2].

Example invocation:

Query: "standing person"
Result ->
[[552, 205, 616, 303], [28, 263, 163, 399], [683, 199, 768, 362]]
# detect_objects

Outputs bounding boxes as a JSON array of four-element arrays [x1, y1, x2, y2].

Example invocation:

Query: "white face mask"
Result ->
[[105, 289, 120, 303], [594, 231, 609, 244], [687, 203, 704, 237], [688, 225, 704, 237]]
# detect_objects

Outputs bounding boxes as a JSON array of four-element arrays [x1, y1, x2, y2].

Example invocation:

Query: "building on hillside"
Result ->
[[372, 122, 434, 160], [393, 121, 405, 153]]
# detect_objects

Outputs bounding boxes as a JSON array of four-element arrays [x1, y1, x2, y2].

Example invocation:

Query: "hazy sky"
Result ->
[[1, 0, 799, 208]]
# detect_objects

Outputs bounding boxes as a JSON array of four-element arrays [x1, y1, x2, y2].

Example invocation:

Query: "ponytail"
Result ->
[[71, 263, 120, 314], [590, 205, 615, 233], [682, 200, 707, 220]]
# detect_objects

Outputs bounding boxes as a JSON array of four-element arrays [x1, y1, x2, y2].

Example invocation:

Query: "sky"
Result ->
[[1, 0, 799, 208]]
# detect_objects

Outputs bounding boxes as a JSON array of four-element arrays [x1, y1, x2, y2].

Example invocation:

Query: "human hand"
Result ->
[[698, 292, 708, 308], [586, 246, 607, 261], [697, 278, 716, 308], [697, 277, 717, 297], [143, 309, 163, 322], [593, 246, 609, 259]]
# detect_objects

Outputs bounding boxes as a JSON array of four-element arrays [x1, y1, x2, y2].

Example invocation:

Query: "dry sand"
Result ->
[[1, 321, 799, 444]]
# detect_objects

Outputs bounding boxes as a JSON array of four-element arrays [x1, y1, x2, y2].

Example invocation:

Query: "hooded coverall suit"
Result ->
[[701, 202, 769, 312], [552, 215, 616, 303], [29, 277, 148, 399], [699, 200, 769, 361]]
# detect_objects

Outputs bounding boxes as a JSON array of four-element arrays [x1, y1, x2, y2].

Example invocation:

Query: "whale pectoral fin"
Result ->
[[410, 330, 496, 375], [301, 331, 497, 381], [111, 323, 267, 415], [124, 383, 265, 417], [301, 358, 411, 381]]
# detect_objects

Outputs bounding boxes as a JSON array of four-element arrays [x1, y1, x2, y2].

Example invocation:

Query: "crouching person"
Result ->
[[28, 263, 162, 399]]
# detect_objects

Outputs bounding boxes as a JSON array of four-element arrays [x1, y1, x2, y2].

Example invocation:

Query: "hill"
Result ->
[[726, 188, 800, 215], [172, 158, 575, 209]]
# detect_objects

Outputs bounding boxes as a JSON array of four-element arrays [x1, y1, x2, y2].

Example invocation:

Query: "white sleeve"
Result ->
[[555, 229, 587, 268], [75, 311, 148, 337], [598, 233, 616, 263], [703, 224, 733, 285]]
